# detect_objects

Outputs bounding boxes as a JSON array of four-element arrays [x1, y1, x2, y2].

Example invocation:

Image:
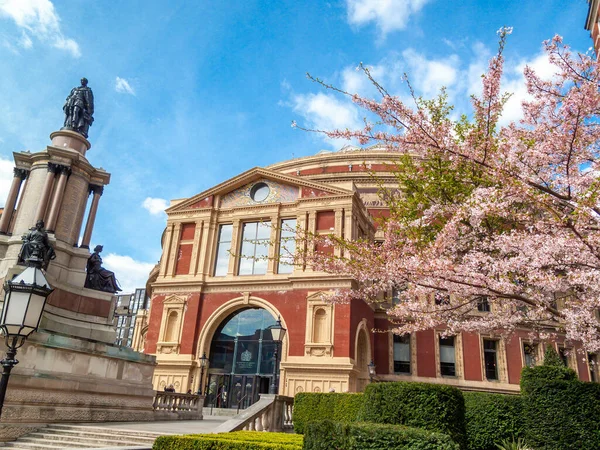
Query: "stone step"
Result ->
[[23, 433, 153, 446], [42, 425, 165, 439], [32, 430, 156, 444], [2, 441, 88, 449]]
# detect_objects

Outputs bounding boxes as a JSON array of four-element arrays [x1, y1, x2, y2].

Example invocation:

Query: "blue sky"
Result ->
[[0, 0, 593, 292]]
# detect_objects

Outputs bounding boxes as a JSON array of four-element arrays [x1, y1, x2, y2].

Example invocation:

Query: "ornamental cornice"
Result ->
[[168, 167, 352, 213], [281, 362, 356, 371], [152, 275, 353, 294], [166, 194, 356, 219]]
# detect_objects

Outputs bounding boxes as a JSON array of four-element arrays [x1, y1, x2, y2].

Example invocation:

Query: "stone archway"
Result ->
[[354, 320, 371, 392], [195, 296, 288, 404]]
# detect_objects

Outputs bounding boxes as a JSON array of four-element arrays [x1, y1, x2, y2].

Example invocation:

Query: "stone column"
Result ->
[[34, 163, 59, 223], [267, 214, 279, 274], [227, 219, 241, 276], [45, 165, 71, 232], [0, 168, 28, 234], [80, 185, 104, 249]]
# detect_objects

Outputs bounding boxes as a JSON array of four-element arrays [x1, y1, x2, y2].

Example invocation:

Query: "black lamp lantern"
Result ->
[[269, 316, 287, 394], [368, 360, 376, 382], [198, 352, 208, 395], [0, 265, 53, 418]]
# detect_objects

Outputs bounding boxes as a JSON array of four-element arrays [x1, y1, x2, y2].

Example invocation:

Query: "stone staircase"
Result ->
[[0, 424, 165, 449]]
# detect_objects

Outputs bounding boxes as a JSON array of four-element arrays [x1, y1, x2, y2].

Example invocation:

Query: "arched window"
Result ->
[[165, 311, 178, 342], [313, 309, 328, 343], [209, 308, 278, 375], [357, 330, 368, 369]]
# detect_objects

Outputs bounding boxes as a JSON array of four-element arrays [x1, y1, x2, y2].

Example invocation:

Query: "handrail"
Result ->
[[237, 393, 250, 413], [210, 391, 224, 415], [214, 394, 294, 433]]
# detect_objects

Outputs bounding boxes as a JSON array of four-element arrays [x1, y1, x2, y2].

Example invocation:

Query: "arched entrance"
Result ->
[[206, 307, 279, 409]]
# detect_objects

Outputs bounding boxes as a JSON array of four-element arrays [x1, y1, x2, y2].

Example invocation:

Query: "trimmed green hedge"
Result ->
[[521, 379, 600, 450], [303, 420, 460, 450], [463, 392, 523, 450], [520, 346, 577, 394], [153, 431, 303, 450], [518, 346, 600, 449], [358, 381, 466, 448], [292, 392, 363, 434]]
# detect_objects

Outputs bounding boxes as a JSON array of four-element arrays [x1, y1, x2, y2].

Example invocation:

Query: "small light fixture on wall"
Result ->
[[269, 316, 287, 395], [368, 360, 376, 382]]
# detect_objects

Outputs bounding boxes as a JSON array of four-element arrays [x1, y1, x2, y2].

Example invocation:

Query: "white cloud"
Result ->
[[346, 0, 430, 36], [0, 157, 14, 208], [499, 52, 556, 125], [402, 49, 460, 98], [0, 0, 80, 57], [142, 197, 168, 216], [102, 253, 155, 295], [19, 30, 32, 48], [115, 77, 136, 96], [342, 63, 389, 96], [291, 92, 362, 147]]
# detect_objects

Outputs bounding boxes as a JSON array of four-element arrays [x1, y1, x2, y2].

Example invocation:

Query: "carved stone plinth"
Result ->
[[49, 130, 91, 156], [0, 330, 158, 441]]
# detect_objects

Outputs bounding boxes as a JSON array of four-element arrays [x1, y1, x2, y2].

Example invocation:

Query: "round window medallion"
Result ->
[[250, 182, 270, 202]]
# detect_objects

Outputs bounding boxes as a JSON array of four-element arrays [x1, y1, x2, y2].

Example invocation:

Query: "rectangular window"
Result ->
[[214, 224, 233, 276], [391, 287, 403, 306], [558, 346, 570, 368], [483, 339, 498, 380], [589, 353, 598, 383], [439, 336, 456, 376], [238, 222, 270, 275], [277, 218, 296, 274], [434, 292, 450, 306], [523, 343, 538, 367], [476, 296, 490, 312], [393, 334, 411, 374]]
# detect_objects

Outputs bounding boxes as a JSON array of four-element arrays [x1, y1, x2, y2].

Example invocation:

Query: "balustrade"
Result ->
[[153, 391, 204, 416]]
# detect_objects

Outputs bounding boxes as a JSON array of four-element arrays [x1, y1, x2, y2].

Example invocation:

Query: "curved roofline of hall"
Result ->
[[267, 144, 419, 170]]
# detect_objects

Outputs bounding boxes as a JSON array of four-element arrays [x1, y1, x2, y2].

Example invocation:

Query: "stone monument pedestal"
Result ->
[[0, 330, 157, 441], [0, 122, 167, 441]]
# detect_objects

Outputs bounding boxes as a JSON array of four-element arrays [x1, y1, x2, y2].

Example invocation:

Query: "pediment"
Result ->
[[167, 167, 352, 212], [306, 291, 332, 303], [163, 295, 187, 305]]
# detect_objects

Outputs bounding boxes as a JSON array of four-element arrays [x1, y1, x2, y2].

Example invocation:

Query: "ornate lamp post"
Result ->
[[0, 263, 53, 418], [198, 352, 208, 395], [368, 360, 376, 382], [269, 316, 287, 395]]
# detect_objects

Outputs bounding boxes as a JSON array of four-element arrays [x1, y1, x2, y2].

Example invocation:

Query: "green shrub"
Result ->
[[303, 420, 460, 450], [521, 379, 600, 450], [292, 392, 363, 434], [520, 346, 577, 394], [153, 431, 303, 450], [463, 392, 523, 450], [358, 381, 466, 448]]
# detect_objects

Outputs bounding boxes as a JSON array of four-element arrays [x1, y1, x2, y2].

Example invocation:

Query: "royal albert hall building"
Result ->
[[135, 147, 597, 409]]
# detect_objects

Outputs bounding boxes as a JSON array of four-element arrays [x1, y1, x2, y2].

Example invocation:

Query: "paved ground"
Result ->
[[79, 416, 230, 435]]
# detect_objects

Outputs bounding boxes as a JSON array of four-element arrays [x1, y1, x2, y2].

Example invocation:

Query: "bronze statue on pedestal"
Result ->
[[18, 220, 56, 270], [62, 77, 94, 138], [85, 245, 121, 293]]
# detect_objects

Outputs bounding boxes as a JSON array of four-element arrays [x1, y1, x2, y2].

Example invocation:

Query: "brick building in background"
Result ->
[[135, 147, 597, 408], [586, 0, 600, 55]]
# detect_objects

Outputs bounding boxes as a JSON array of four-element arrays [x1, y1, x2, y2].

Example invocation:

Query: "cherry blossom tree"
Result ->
[[296, 29, 600, 352]]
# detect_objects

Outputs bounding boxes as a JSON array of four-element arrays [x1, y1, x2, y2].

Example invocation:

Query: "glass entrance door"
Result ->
[[206, 374, 230, 408], [207, 308, 280, 410]]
